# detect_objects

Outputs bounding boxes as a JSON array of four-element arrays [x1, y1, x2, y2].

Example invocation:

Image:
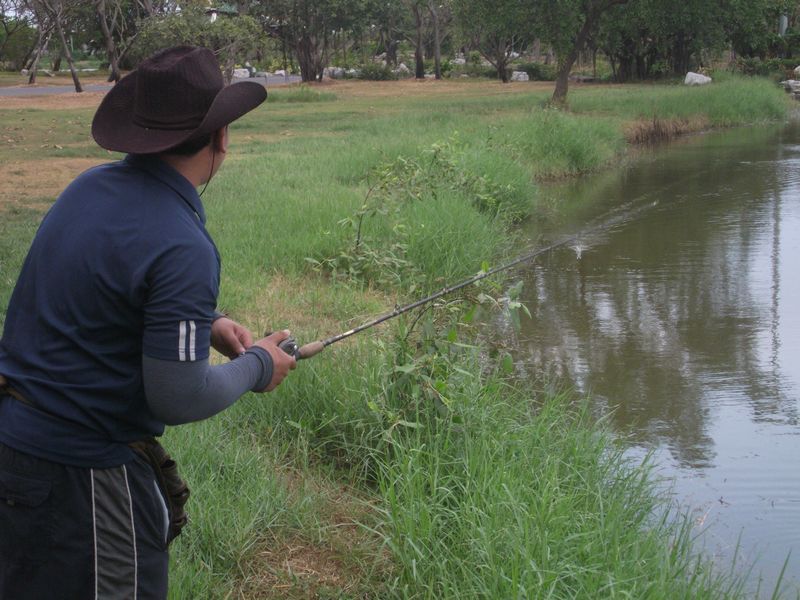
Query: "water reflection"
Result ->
[[516, 124, 800, 589]]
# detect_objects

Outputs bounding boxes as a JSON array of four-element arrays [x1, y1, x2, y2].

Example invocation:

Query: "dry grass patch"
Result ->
[[0, 91, 105, 111], [624, 115, 711, 144], [311, 77, 553, 101], [0, 157, 108, 211], [229, 272, 392, 341], [235, 469, 389, 599]]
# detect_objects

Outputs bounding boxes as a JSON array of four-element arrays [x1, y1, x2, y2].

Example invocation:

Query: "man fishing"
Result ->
[[0, 46, 296, 598]]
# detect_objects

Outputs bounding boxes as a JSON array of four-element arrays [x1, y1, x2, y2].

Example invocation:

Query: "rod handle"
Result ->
[[297, 341, 325, 360]]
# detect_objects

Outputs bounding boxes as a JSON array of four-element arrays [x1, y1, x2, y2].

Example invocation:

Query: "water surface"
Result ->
[[515, 124, 800, 593]]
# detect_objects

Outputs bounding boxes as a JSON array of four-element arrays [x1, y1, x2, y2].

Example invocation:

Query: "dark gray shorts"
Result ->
[[0, 442, 170, 599]]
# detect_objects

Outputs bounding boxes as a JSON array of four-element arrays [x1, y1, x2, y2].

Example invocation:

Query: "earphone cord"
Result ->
[[198, 148, 216, 198]]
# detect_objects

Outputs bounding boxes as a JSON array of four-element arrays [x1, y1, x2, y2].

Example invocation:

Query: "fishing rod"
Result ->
[[278, 231, 586, 361], [278, 199, 659, 360]]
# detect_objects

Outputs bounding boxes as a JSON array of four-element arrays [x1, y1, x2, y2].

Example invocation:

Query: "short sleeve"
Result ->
[[142, 241, 219, 362]]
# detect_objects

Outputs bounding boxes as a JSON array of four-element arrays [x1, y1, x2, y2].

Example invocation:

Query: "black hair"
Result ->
[[162, 132, 213, 157]]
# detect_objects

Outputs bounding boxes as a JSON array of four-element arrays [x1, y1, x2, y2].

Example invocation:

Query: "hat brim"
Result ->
[[92, 71, 267, 154]]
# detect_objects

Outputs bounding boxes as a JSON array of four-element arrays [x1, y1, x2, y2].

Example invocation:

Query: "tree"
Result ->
[[0, 1, 37, 70], [254, 0, 363, 82], [95, 0, 156, 81], [427, 0, 452, 79], [131, 7, 263, 82], [726, 0, 787, 59], [453, 0, 529, 83], [597, 0, 771, 82], [533, 0, 628, 104]]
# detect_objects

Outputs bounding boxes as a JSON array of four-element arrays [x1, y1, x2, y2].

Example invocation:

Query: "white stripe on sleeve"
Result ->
[[189, 320, 196, 361], [178, 321, 186, 361]]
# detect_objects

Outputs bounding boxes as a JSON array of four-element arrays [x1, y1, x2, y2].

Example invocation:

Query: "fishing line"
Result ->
[[283, 199, 659, 360]]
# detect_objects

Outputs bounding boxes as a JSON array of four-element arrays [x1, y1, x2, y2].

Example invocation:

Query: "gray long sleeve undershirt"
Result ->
[[142, 347, 273, 426]]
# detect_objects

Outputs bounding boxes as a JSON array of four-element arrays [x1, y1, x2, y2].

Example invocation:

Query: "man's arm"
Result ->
[[142, 347, 271, 425], [142, 330, 297, 425]]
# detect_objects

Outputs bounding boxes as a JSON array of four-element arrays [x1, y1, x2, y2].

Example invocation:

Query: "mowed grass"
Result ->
[[0, 76, 792, 598]]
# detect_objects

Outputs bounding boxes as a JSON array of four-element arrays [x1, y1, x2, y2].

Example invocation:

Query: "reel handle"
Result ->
[[264, 333, 325, 360]]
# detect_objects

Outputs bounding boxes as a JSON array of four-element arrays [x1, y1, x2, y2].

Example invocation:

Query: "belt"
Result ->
[[0, 374, 32, 406]]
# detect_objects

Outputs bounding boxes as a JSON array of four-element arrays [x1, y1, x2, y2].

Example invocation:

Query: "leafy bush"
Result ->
[[515, 61, 557, 81], [735, 56, 797, 79], [358, 62, 398, 80]]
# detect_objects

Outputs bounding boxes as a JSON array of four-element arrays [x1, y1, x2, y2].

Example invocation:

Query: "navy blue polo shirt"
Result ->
[[0, 154, 220, 467]]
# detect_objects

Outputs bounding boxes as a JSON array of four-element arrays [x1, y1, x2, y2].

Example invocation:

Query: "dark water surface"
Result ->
[[515, 123, 800, 594]]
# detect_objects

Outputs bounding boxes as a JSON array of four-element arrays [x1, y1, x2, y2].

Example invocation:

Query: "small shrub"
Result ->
[[358, 62, 398, 81], [735, 56, 797, 80], [515, 62, 557, 81]]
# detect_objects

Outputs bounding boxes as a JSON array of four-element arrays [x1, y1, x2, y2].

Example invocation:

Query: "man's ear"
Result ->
[[213, 127, 228, 154]]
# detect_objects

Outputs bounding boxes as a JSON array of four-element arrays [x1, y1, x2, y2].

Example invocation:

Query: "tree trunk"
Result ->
[[412, 5, 424, 78], [296, 34, 321, 82], [428, 2, 441, 79], [96, 0, 121, 82], [28, 31, 51, 84], [53, 14, 82, 92], [138, 0, 155, 16], [550, 4, 602, 106]]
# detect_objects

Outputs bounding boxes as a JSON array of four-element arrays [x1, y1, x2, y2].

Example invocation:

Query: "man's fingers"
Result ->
[[238, 327, 254, 349], [265, 329, 291, 344]]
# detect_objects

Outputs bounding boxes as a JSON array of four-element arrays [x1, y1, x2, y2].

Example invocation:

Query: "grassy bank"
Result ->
[[0, 76, 791, 598]]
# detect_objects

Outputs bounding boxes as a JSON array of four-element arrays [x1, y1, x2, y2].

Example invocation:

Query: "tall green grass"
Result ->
[[570, 77, 788, 126]]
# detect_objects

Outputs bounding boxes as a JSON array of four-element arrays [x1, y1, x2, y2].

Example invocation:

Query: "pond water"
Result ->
[[514, 123, 800, 594]]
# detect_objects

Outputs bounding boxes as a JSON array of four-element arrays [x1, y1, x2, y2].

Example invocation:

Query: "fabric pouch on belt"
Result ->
[[128, 437, 190, 545]]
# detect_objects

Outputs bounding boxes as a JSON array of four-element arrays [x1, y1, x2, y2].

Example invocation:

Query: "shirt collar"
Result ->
[[124, 154, 207, 224]]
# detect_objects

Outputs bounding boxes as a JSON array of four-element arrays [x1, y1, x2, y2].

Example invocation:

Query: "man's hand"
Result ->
[[210, 317, 254, 359], [252, 330, 297, 392]]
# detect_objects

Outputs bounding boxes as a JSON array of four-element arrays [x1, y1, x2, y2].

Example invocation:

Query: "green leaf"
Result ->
[[500, 353, 514, 374]]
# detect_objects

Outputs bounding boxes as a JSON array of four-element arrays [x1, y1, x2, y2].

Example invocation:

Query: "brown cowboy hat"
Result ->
[[92, 46, 267, 154]]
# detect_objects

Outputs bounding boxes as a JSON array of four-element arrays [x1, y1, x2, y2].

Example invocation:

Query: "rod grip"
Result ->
[[297, 341, 325, 360]]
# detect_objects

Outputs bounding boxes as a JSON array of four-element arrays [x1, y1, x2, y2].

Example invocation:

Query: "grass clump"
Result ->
[[266, 85, 337, 103]]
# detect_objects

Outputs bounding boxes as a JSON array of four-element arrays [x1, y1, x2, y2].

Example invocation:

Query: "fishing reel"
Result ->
[[263, 331, 323, 361], [263, 332, 303, 359], [278, 337, 299, 358]]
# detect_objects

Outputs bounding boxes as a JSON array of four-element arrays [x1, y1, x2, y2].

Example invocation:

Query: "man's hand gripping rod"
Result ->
[[278, 233, 583, 361]]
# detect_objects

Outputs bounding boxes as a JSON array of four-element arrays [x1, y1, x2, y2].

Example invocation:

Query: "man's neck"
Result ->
[[158, 150, 213, 189]]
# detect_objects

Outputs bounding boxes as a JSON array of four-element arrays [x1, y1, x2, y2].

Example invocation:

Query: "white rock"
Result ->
[[794, 65, 800, 77], [780, 79, 800, 93], [233, 68, 250, 79], [323, 66, 345, 79], [452, 57, 466, 65], [274, 69, 286, 77], [20, 68, 28, 76], [396, 63, 410, 74], [511, 70, 529, 82], [684, 72, 712, 86]]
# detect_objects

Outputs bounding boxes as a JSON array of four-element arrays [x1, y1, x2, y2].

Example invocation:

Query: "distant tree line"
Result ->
[[0, 0, 795, 104]]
